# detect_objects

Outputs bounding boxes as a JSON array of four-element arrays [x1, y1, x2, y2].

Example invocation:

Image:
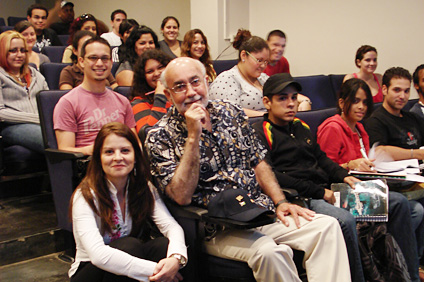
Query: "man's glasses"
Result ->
[[85, 56, 111, 63], [170, 78, 202, 93], [9, 48, 28, 54], [246, 51, 268, 66]]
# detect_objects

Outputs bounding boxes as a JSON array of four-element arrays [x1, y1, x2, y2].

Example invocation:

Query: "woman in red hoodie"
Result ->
[[317, 78, 375, 172]]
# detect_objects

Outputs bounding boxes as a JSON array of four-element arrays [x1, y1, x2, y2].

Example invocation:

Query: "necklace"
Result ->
[[237, 65, 262, 90]]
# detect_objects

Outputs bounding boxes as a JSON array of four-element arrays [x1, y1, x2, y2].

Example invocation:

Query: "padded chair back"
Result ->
[[114, 86, 131, 99], [7, 16, 26, 26], [296, 107, 338, 138], [58, 34, 70, 46], [0, 26, 13, 33], [40, 63, 71, 90], [41, 46, 67, 63], [111, 62, 119, 77], [0, 18, 5, 26], [329, 74, 345, 99], [293, 75, 337, 110], [37, 90, 74, 231], [213, 59, 238, 76]]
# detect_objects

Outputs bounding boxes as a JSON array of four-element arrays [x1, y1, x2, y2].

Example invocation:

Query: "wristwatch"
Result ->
[[169, 253, 187, 269]]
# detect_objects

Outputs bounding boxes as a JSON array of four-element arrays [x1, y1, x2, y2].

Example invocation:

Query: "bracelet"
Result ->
[[411, 149, 414, 158], [346, 160, 351, 170], [275, 199, 289, 208]]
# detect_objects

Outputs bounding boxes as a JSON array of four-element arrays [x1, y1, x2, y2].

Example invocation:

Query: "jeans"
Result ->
[[387, 192, 420, 282], [1, 123, 44, 154], [309, 199, 365, 282], [411, 198, 424, 261]]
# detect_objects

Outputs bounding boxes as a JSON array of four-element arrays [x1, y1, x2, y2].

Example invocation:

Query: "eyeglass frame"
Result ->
[[84, 55, 111, 64], [245, 51, 269, 66], [168, 77, 204, 94], [8, 48, 29, 54]]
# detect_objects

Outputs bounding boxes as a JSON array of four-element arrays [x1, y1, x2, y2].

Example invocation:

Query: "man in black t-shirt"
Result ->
[[27, 4, 62, 52], [365, 67, 424, 160]]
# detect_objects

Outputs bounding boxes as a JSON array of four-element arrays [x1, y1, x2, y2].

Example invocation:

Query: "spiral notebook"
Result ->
[[331, 180, 389, 222]]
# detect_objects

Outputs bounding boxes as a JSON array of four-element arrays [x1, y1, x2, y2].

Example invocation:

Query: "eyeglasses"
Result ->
[[85, 56, 111, 63], [9, 48, 28, 54], [246, 51, 268, 66], [170, 77, 202, 93]]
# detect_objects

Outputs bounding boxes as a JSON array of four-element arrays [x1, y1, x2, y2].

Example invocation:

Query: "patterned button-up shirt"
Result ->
[[146, 100, 274, 210]]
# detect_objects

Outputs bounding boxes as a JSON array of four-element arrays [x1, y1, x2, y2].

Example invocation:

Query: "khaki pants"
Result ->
[[204, 214, 351, 282]]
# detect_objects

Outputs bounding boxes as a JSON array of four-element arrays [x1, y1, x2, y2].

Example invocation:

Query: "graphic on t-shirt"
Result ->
[[83, 108, 120, 133], [406, 131, 418, 146]]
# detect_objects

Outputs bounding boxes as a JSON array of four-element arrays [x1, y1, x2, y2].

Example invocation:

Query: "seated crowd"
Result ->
[[3, 2, 424, 282]]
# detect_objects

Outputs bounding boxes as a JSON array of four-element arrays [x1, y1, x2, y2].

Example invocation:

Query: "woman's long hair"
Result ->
[[118, 26, 159, 68], [70, 122, 154, 236], [0, 31, 30, 80], [131, 49, 171, 102], [181, 29, 215, 81], [70, 30, 96, 64]]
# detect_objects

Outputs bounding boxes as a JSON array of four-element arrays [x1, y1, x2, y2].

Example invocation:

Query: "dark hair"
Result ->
[[67, 14, 98, 45], [267, 29, 286, 41], [119, 26, 159, 67], [70, 122, 154, 236], [413, 64, 424, 85], [355, 45, 377, 68], [161, 16, 180, 29], [111, 9, 127, 21], [131, 49, 172, 101], [70, 30, 96, 64], [232, 29, 269, 62], [14, 20, 34, 33], [27, 4, 48, 18], [80, 37, 112, 59], [338, 78, 374, 118], [382, 67, 412, 88], [181, 29, 215, 81], [119, 19, 139, 37]]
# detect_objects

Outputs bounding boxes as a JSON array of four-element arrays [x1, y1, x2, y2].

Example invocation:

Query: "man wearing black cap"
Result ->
[[146, 57, 351, 282], [50, 1, 75, 35], [253, 73, 420, 282]]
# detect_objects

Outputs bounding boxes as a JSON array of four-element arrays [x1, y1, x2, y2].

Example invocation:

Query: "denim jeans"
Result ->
[[387, 192, 419, 282], [1, 123, 44, 154], [309, 199, 365, 282]]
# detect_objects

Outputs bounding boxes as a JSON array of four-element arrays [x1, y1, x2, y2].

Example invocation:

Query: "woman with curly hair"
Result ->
[[115, 26, 159, 86], [68, 122, 187, 282], [181, 29, 216, 83], [130, 49, 172, 139], [62, 13, 98, 63]]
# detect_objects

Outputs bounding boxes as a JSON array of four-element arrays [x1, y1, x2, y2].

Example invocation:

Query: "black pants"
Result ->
[[71, 236, 169, 282]]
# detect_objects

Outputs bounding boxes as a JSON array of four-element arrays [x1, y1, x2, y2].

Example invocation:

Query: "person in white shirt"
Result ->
[[69, 122, 187, 282], [101, 9, 127, 47]]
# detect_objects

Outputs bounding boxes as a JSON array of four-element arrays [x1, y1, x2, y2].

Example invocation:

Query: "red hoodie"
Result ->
[[317, 114, 370, 165]]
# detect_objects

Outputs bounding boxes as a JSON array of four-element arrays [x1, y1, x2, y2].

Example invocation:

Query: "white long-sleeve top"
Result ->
[[69, 181, 187, 281]]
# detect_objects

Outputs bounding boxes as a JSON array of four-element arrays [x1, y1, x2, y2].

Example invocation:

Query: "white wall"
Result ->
[[0, 0, 35, 19]]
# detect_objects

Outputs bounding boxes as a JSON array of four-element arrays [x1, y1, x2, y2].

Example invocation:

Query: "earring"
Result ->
[[133, 168, 136, 176]]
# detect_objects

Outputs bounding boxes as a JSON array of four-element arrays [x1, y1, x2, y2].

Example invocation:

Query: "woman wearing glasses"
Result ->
[[209, 29, 310, 117], [62, 13, 98, 63], [59, 30, 117, 90], [116, 26, 159, 86], [0, 31, 48, 154], [14, 21, 50, 69]]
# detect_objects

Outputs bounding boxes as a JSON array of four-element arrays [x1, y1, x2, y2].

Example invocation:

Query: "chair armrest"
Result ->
[[45, 148, 85, 163]]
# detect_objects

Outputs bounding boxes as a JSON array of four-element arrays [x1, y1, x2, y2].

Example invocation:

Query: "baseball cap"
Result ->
[[61, 1, 74, 8], [263, 73, 302, 97], [208, 189, 274, 222]]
